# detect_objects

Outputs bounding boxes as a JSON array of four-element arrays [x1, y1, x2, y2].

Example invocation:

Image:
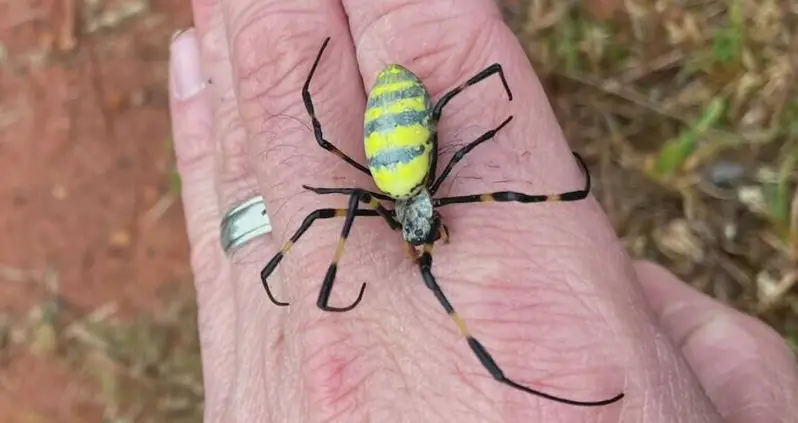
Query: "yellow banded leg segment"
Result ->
[[316, 192, 369, 313], [436, 189, 587, 208], [332, 238, 347, 264], [450, 311, 472, 338]]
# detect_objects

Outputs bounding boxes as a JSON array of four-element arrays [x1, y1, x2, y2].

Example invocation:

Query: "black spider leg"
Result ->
[[432, 152, 592, 208], [427, 63, 513, 187], [429, 115, 513, 196], [313, 192, 366, 312], [260, 191, 399, 307], [303, 37, 371, 176], [302, 185, 396, 203], [416, 235, 624, 406], [316, 190, 401, 312]]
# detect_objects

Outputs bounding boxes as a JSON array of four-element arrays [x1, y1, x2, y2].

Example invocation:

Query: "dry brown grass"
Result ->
[[506, 0, 798, 351]]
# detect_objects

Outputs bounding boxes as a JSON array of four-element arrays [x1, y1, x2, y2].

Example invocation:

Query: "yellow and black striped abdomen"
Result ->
[[364, 65, 433, 199]]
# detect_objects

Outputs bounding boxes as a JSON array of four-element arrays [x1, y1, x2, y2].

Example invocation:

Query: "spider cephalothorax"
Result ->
[[394, 187, 436, 245]]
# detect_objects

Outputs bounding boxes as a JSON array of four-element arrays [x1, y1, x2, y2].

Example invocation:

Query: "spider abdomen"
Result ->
[[364, 65, 434, 199]]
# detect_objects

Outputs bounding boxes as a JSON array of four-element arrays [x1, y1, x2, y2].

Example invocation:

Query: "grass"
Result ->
[[509, 0, 797, 341], [7, 0, 797, 419]]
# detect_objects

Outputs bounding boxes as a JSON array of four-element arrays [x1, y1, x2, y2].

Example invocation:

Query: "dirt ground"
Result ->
[[1, 0, 194, 421], [1, 0, 796, 422]]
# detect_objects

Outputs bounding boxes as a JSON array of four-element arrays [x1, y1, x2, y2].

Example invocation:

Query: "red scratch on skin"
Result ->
[[307, 349, 363, 413]]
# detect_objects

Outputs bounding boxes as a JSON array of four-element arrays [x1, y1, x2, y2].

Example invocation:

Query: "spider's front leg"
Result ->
[[405, 242, 420, 263], [436, 223, 450, 244]]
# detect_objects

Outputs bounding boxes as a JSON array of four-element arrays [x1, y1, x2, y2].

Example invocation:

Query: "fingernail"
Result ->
[[170, 28, 205, 100]]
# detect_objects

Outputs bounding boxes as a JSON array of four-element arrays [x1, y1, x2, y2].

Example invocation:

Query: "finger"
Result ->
[[340, 1, 719, 419], [192, 0, 268, 244], [169, 27, 235, 423], [635, 260, 798, 423], [222, 0, 395, 294], [170, 28, 217, 276], [221, 2, 403, 421], [194, 0, 294, 419]]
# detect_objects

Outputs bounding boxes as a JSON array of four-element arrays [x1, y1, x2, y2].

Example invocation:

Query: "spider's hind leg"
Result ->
[[416, 243, 624, 407]]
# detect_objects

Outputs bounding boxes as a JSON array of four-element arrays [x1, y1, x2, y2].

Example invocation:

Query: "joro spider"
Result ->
[[260, 37, 625, 408]]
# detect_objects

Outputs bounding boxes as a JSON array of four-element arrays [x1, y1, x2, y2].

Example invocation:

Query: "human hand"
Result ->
[[167, 0, 798, 422]]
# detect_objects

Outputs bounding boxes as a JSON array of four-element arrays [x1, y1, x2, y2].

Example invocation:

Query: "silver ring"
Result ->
[[220, 195, 272, 255]]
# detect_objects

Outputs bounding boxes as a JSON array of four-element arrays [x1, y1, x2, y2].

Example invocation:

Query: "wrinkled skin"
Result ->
[[167, 0, 798, 422]]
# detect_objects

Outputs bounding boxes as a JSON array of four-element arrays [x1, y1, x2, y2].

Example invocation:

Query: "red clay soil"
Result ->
[[1, 1, 193, 421]]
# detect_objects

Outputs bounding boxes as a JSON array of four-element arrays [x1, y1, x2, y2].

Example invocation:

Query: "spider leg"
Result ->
[[360, 191, 401, 231], [404, 242, 420, 263], [303, 185, 400, 231], [427, 63, 512, 185], [303, 37, 371, 176], [431, 63, 513, 124], [316, 192, 370, 312], [437, 223, 450, 244], [429, 115, 513, 196], [260, 205, 385, 307], [433, 152, 591, 208], [302, 185, 396, 203], [416, 244, 624, 406]]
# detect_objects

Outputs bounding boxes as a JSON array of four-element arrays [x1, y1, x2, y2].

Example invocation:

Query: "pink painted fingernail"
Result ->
[[170, 28, 205, 100]]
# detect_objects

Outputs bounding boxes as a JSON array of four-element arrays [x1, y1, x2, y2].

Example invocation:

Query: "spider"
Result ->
[[259, 37, 624, 408]]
